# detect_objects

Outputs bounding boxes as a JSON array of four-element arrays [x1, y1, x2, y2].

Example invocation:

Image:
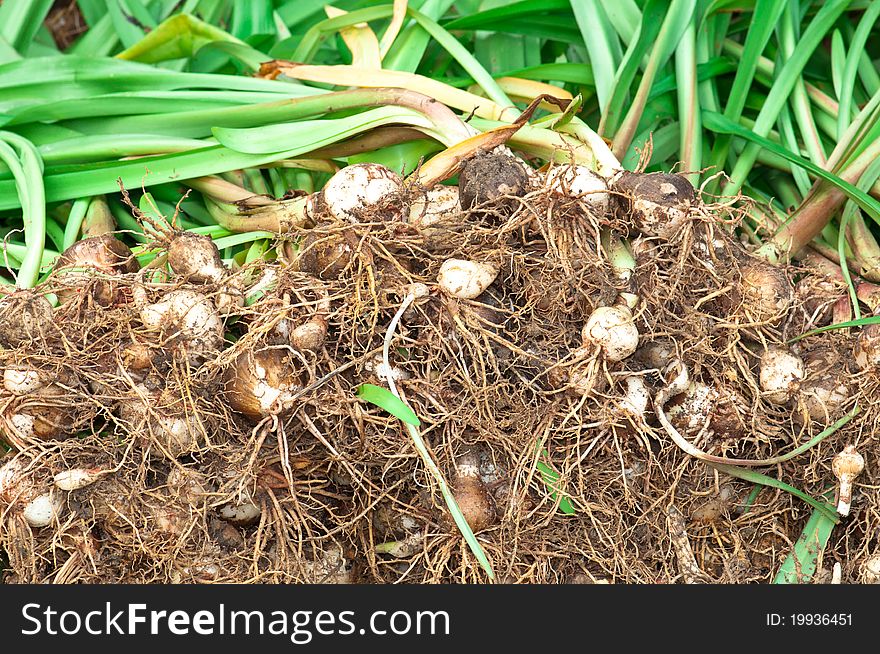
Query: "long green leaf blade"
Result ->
[[357, 383, 421, 426]]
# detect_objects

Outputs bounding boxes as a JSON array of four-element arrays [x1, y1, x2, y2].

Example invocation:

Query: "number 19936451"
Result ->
[[766, 613, 852, 627]]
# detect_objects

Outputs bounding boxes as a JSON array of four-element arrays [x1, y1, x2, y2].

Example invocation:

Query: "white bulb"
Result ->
[[437, 259, 499, 299], [620, 376, 651, 419], [322, 163, 404, 223], [219, 500, 262, 525], [10, 413, 36, 437], [546, 164, 610, 214], [54, 468, 102, 491], [759, 348, 804, 405], [23, 492, 62, 528], [408, 185, 460, 229], [582, 305, 639, 362], [3, 368, 43, 394]]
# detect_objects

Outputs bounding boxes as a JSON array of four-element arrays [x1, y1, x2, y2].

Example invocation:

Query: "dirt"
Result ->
[[0, 166, 877, 584]]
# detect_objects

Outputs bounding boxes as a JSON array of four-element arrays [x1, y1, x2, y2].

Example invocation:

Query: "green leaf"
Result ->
[[212, 106, 435, 155], [450, 15, 583, 44], [773, 490, 837, 584], [106, 0, 156, 50], [348, 139, 444, 176], [723, 0, 851, 195], [649, 57, 736, 99], [837, 1, 880, 139], [0, 131, 45, 289], [709, 463, 839, 524], [406, 7, 513, 109], [570, 0, 622, 116], [116, 13, 250, 63], [535, 455, 576, 515], [612, 0, 697, 158], [230, 0, 275, 41], [384, 0, 456, 73], [357, 383, 421, 426], [275, 0, 328, 29], [703, 111, 880, 224], [442, 0, 569, 30], [790, 315, 880, 342], [0, 144, 291, 211], [600, 0, 668, 135], [0, 0, 54, 59], [0, 56, 299, 114]]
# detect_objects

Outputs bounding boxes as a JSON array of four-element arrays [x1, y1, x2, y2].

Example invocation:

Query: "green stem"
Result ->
[[81, 196, 118, 239], [0, 132, 45, 289], [706, 0, 786, 193], [675, 20, 700, 184], [611, 0, 697, 159], [68, 88, 473, 143], [721, 0, 850, 196], [764, 135, 880, 260], [383, 294, 495, 580], [781, 5, 826, 166], [61, 197, 91, 250], [838, 203, 862, 321], [836, 2, 880, 140]]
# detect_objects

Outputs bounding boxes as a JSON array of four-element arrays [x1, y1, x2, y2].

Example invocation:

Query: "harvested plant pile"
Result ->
[[2, 155, 878, 584]]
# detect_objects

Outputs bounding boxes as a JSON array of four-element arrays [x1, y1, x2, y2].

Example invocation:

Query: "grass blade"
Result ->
[[612, 0, 697, 158], [230, 0, 276, 41], [708, 463, 839, 524], [356, 383, 421, 426], [780, 3, 827, 166], [791, 315, 880, 343], [599, 0, 668, 137], [837, 1, 880, 140], [570, 0, 622, 117], [0, 132, 45, 289], [407, 7, 513, 109], [379, 0, 408, 59], [116, 12, 250, 63], [0, 0, 54, 58], [703, 111, 880, 224], [722, 0, 850, 196], [535, 456, 576, 515], [773, 490, 837, 584], [212, 106, 434, 154], [106, 0, 155, 50], [442, 0, 569, 30], [383, 0, 456, 72], [675, 18, 700, 183], [324, 5, 382, 69], [704, 0, 786, 188]]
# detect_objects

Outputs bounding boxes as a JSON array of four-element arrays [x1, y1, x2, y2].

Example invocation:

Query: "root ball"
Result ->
[[458, 152, 530, 211], [320, 163, 406, 223], [610, 171, 695, 237]]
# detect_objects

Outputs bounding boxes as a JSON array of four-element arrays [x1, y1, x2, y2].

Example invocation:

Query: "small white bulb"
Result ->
[[3, 368, 43, 394], [582, 305, 639, 362], [23, 492, 62, 528], [322, 163, 405, 223], [546, 164, 610, 214], [219, 500, 262, 526], [54, 468, 103, 491], [437, 259, 499, 299], [759, 348, 804, 405], [620, 376, 651, 419]]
